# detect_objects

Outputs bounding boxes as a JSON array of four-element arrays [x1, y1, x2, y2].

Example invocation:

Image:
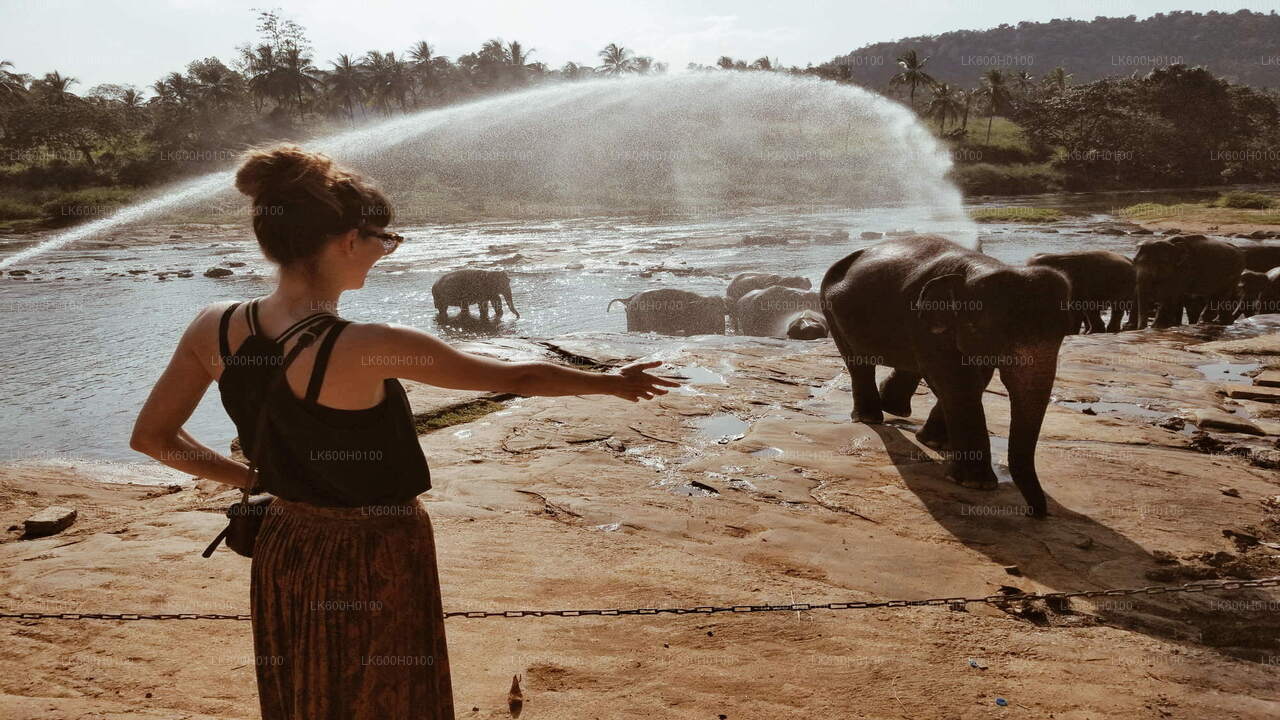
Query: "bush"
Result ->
[[1213, 191, 1276, 209], [951, 163, 1064, 196], [0, 197, 42, 220], [40, 187, 136, 224], [969, 207, 1063, 223]]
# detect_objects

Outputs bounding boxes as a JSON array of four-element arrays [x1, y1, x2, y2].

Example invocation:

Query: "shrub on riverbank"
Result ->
[[951, 162, 1064, 196], [39, 188, 137, 225], [1213, 191, 1276, 210], [0, 197, 41, 221], [1119, 201, 1280, 226], [968, 207, 1063, 223]]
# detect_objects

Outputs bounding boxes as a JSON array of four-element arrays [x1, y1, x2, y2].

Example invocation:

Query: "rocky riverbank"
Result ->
[[2, 326, 1280, 719]]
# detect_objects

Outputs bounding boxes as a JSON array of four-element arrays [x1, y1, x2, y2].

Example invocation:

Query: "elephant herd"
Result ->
[[609, 273, 829, 339], [430, 234, 1280, 518], [1028, 235, 1280, 333]]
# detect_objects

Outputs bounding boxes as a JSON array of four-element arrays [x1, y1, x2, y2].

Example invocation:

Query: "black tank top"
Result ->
[[216, 298, 431, 507]]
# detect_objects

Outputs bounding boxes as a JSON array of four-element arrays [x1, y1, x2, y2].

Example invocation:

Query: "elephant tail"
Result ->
[[607, 297, 631, 313]]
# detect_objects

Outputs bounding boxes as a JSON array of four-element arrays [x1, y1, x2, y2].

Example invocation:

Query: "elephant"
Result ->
[[1238, 244, 1280, 273], [1256, 267, 1280, 316], [1130, 235, 1244, 329], [608, 288, 727, 335], [1233, 270, 1272, 319], [432, 269, 520, 320], [1026, 250, 1135, 333], [821, 235, 1071, 517], [735, 286, 828, 339], [725, 273, 812, 331]]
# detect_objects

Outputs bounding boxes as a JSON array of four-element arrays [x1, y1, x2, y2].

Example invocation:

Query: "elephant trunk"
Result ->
[[503, 288, 520, 318], [1134, 271, 1155, 330], [999, 337, 1062, 518]]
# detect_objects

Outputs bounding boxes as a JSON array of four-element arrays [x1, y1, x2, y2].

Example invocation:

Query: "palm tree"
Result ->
[[959, 88, 975, 131], [1043, 66, 1072, 94], [119, 87, 144, 108], [561, 62, 592, 79], [327, 53, 364, 120], [190, 60, 242, 109], [888, 49, 935, 110], [32, 71, 78, 103], [0, 60, 29, 104], [598, 43, 635, 75], [407, 41, 437, 103], [1013, 70, 1035, 97], [926, 83, 963, 132], [280, 46, 322, 117], [363, 51, 411, 113], [978, 69, 1012, 142]]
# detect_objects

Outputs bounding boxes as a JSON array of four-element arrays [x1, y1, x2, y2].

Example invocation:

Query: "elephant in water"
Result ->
[[608, 288, 727, 335], [735, 286, 828, 339], [1131, 235, 1243, 329], [432, 269, 520, 320], [1233, 270, 1272, 319], [725, 273, 812, 331], [1026, 250, 1135, 333], [821, 235, 1071, 517]]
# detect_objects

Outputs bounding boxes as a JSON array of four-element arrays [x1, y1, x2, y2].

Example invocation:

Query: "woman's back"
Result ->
[[215, 298, 430, 507]]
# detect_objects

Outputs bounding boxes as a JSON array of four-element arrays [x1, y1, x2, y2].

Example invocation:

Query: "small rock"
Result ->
[[168, 233, 183, 239], [1252, 370, 1280, 388], [741, 234, 787, 246], [1152, 550, 1178, 564], [8, 269, 31, 276], [1219, 487, 1241, 498], [1081, 406, 1097, 416], [203, 267, 233, 278], [564, 262, 584, 270], [1156, 416, 1186, 432], [23, 506, 77, 538], [1221, 384, 1280, 403], [1190, 409, 1264, 436], [1003, 565, 1022, 577], [225, 261, 246, 267], [859, 231, 883, 240], [1073, 536, 1094, 550], [1223, 529, 1259, 549]]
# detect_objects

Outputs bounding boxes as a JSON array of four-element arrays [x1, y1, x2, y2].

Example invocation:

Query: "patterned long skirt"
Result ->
[[250, 497, 454, 719]]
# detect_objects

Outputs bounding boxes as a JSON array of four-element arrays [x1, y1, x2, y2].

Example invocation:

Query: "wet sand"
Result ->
[[2, 324, 1280, 719]]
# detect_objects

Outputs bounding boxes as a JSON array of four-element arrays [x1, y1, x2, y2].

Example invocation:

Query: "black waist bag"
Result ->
[[202, 320, 330, 559]]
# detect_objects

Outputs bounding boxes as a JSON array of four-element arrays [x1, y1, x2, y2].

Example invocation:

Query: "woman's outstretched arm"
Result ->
[[361, 323, 681, 401], [129, 305, 255, 489]]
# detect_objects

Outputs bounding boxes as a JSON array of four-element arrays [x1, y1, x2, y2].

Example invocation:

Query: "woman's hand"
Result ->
[[604, 360, 682, 402]]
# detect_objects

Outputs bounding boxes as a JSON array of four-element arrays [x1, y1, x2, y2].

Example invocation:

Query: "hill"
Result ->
[[827, 10, 1280, 89]]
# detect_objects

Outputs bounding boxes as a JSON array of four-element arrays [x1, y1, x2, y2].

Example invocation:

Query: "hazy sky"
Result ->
[[2, 0, 1276, 92]]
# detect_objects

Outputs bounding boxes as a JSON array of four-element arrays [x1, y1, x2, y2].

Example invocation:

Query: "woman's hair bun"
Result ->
[[234, 144, 339, 202]]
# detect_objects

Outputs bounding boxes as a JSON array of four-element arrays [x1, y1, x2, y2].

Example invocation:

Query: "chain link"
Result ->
[[1, 576, 1276, 622]]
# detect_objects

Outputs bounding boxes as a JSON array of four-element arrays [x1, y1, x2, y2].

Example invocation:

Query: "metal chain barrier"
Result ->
[[2, 576, 1276, 622]]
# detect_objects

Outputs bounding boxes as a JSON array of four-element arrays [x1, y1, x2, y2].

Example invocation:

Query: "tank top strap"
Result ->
[[218, 301, 243, 359], [272, 311, 338, 345], [305, 320, 352, 404], [247, 298, 263, 336]]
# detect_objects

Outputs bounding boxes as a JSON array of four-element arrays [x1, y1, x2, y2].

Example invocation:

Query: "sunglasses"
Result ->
[[364, 228, 405, 254]]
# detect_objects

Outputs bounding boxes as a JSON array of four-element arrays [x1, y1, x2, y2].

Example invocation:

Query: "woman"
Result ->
[[129, 144, 678, 719]]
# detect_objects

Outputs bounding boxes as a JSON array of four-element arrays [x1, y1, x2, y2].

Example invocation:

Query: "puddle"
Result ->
[[670, 482, 719, 497], [1195, 361, 1261, 385], [692, 413, 749, 443], [751, 446, 784, 458], [594, 522, 622, 532], [1058, 400, 1168, 421]]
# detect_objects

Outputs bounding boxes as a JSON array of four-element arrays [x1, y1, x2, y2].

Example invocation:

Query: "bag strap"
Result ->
[[217, 301, 243, 360], [241, 315, 339, 492]]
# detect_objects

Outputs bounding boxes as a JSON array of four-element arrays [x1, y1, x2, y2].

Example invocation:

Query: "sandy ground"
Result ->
[[3, 327, 1280, 720]]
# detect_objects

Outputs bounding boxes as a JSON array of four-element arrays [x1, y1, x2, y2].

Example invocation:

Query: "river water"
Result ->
[[1, 190, 1276, 461]]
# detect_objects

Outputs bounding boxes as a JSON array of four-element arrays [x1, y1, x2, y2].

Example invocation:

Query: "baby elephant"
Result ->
[[432, 269, 520, 320], [608, 288, 727, 335], [735, 286, 828, 339], [1026, 250, 1135, 333], [1235, 270, 1272, 318], [726, 273, 812, 331]]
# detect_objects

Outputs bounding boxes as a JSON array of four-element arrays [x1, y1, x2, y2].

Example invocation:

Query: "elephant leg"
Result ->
[[1203, 294, 1232, 324], [916, 399, 947, 450], [490, 295, 503, 318], [830, 330, 883, 424], [1185, 297, 1206, 324], [926, 362, 998, 491], [1105, 300, 1126, 333], [1083, 308, 1105, 334], [1153, 298, 1182, 328], [879, 369, 921, 417]]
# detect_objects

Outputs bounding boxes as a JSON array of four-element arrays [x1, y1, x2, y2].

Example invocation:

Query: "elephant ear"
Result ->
[[916, 274, 966, 335]]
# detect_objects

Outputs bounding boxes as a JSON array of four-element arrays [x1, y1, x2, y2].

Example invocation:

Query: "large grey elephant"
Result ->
[[725, 273, 812, 331], [821, 235, 1071, 517], [1234, 270, 1272, 319], [735, 286, 828, 339], [1131, 235, 1243, 329], [432, 269, 520, 320], [608, 288, 727, 335], [1238, 244, 1280, 273], [1026, 250, 1135, 333]]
